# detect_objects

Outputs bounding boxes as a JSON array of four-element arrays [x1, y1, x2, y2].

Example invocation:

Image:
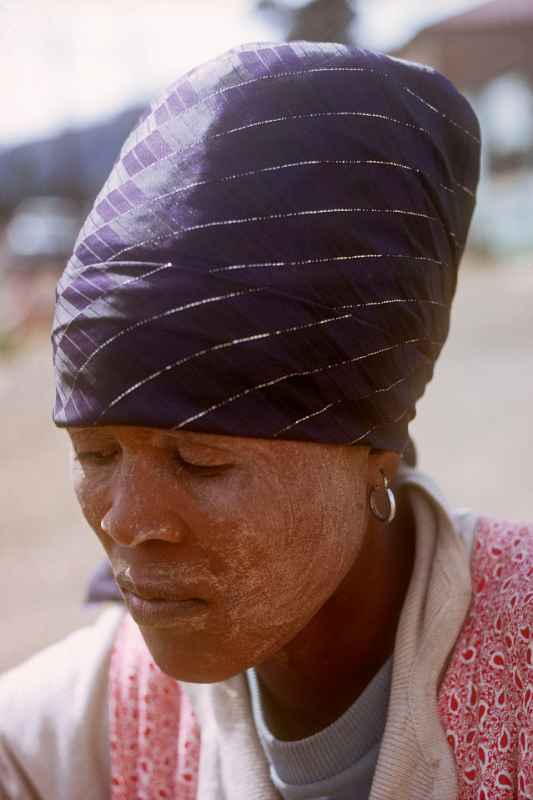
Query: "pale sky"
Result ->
[[0, 0, 483, 146]]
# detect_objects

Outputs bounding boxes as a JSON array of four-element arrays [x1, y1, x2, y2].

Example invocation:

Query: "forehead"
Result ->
[[65, 424, 356, 466], [66, 425, 241, 450]]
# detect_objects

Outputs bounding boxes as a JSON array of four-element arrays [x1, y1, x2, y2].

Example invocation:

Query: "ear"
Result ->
[[367, 449, 401, 490]]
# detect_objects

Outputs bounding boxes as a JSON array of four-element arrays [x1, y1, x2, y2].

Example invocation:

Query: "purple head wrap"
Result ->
[[52, 42, 480, 455]]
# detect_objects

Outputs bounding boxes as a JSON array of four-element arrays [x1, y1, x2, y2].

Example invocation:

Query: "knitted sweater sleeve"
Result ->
[[0, 606, 125, 800]]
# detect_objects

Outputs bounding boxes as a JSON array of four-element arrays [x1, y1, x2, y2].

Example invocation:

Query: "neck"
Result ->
[[253, 484, 415, 740]]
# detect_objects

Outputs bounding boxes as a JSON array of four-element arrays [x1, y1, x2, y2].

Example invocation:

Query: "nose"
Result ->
[[100, 452, 189, 547]]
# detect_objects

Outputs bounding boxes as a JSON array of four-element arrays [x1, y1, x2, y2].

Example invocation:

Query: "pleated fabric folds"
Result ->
[[52, 41, 481, 454]]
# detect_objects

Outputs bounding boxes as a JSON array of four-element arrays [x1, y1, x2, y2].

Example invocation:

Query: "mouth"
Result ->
[[115, 568, 212, 628], [123, 593, 209, 628]]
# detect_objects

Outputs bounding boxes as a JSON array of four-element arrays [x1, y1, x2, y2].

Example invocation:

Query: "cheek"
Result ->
[[264, 487, 363, 609], [213, 467, 367, 662]]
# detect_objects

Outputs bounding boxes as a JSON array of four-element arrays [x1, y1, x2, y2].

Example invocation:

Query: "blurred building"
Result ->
[[394, 0, 533, 92], [394, 0, 533, 256]]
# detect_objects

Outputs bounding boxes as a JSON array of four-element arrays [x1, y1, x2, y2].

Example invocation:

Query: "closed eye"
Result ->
[[174, 452, 232, 475]]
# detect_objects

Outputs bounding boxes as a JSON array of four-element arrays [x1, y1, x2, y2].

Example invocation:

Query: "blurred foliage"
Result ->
[[256, 0, 359, 45]]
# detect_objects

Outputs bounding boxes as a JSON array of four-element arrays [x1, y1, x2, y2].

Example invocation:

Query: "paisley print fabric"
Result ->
[[438, 516, 533, 799]]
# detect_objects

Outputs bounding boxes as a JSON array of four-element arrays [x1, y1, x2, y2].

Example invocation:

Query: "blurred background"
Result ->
[[1, 0, 532, 672]]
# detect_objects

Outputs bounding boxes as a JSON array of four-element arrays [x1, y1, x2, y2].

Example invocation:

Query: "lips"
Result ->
[[119, 578, 201, 602], [114, 568, 212, 628], [115, 569, 208, 603], [124, 594, 210, 628]]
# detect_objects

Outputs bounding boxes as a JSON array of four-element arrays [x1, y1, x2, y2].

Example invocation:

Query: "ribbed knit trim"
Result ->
[[246, 656, 392, 786]]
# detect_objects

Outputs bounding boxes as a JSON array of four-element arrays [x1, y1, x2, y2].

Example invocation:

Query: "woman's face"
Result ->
[[68, 425, 371, 682]]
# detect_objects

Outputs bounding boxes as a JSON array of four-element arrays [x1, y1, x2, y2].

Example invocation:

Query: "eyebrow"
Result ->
[[163, 430, 237, 454], [65, 426, 238, 455]]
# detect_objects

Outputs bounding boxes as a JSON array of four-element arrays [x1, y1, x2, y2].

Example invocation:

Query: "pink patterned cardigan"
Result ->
[[109, 516, 533, 800]]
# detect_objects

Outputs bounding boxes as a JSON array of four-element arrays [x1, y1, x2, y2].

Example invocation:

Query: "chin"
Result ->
[[139, 626, 245, 683]]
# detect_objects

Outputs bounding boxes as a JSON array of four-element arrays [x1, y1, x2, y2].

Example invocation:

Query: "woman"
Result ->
[[1, 41, 531, 800]]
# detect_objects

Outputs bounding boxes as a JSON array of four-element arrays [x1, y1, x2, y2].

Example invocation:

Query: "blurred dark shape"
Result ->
[[256, 0, 358, 45], [402, 436, 417, 468], [393, 0, 533, 92], [287, 0, 357, 44], [0, 105, 143, 217], [5, 196, 80, 271], [84, 559, 122, 606]]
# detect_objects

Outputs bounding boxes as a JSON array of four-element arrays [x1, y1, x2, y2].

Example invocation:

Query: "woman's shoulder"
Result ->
[[468, 514, 533, 559], [0, 605, 125, 800], [396, 462, 533, 561], [463, 514, 533, 630], [452, 508, 533, 569]]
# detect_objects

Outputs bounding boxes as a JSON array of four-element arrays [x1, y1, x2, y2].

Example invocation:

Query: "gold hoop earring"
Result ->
[[369, 468, 397, 524]]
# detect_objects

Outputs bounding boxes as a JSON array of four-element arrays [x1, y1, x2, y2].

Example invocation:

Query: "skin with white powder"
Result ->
[[68, 424, 415, 740]]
